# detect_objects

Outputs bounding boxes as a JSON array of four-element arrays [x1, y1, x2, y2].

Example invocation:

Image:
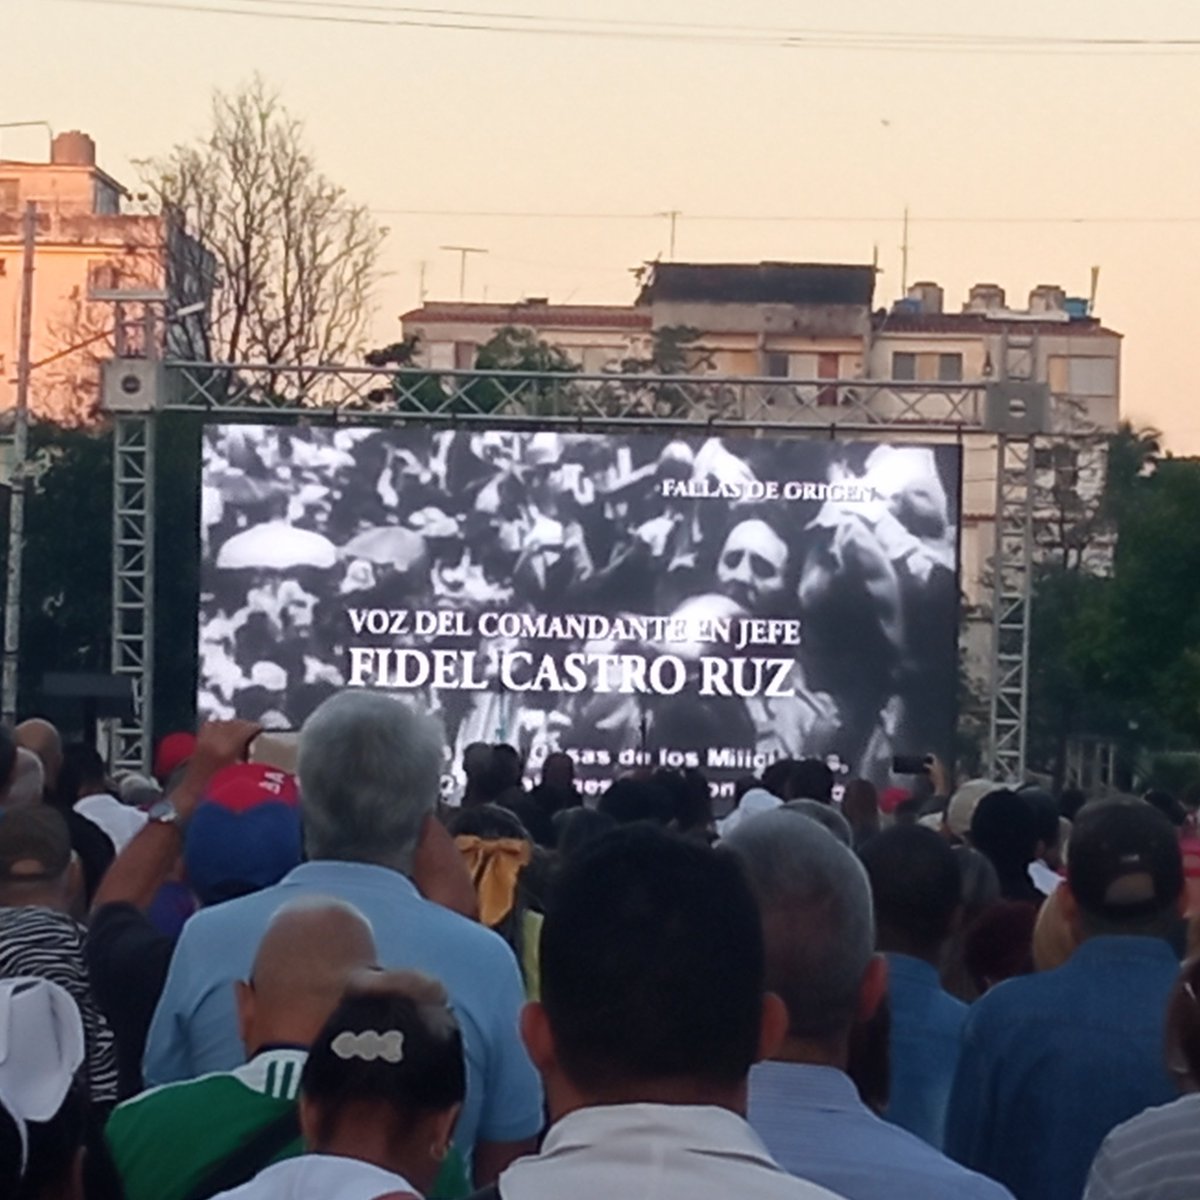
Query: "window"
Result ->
[[581, 346, 615, 373], [0, 180, 17, 212], [427, 342, 455, 370], [764, 351, 790, 378], [892, 352, 917, 381], [1048, 356, 1117, 397], [938, 353, 963, 382], [453, 342, 476, 370], [87, 260, 122, 296]]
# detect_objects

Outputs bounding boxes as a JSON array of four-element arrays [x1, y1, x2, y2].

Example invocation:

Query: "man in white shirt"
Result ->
[[491, 824, 845, 1200]]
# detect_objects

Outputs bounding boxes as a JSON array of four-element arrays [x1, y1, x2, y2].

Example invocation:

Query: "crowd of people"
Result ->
[[3, 696, 1200, 1200]]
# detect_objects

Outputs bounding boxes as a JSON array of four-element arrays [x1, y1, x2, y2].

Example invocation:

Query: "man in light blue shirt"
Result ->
[[946, 801, 1184, 1200], [860, 824, 967, 1149], [725, 809, 1013, 1200], [143, 692, 542, 1187]]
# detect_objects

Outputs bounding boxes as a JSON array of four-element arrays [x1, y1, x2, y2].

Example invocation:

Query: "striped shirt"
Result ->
[[1084, 1093, 1200, 1200], [0, 905, 118, 1104]]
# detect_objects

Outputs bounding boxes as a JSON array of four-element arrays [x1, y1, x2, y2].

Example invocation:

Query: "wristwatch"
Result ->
[[147, 797, 183, 828]]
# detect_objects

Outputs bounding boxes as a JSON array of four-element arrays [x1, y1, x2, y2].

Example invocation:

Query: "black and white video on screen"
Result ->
[[198, 425, 960, 797]]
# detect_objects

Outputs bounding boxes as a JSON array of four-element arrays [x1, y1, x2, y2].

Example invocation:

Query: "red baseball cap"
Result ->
[[154, 732, 197, 784]]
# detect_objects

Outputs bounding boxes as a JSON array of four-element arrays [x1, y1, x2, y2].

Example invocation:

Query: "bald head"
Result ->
[[1, 749, 45, 811], [15, 720, 62, 792], [236, 897, 377, 1055]]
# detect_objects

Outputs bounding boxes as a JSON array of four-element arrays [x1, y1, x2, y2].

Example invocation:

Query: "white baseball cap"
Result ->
[[0, 978, 85, 1122]]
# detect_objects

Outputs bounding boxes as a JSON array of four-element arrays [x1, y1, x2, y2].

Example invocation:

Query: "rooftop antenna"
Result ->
[[439, 245, 488, 300], [1088, 265, 1101, 315], [900, 205, 910, 295]]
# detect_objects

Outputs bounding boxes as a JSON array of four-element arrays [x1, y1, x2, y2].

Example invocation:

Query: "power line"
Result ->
[[370, 208, 1200, 225], [51, 0, 1200, 54]]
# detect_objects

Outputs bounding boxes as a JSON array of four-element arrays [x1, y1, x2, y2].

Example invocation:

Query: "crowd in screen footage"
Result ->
[[6, 697, 1200, 1200], [196, 426, 959, 791]]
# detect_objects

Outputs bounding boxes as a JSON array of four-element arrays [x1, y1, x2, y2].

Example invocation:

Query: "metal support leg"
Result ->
[[111, 413, 156, 772], [987, 434, 1035, 783]]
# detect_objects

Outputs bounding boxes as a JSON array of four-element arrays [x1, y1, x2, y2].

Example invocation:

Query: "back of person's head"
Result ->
[[724, 808, 875, 1044], [298, 691, 444, 871], [0, 808, 76, 911], [733, 775, 759, 805], [970, 789, 1039, 876], [236, 897, 378, 1055], [781, 799, 853, 847], [597, 777, 672, 826], [477, 744, 524, 802], [54, 744, 106, 809], [449, 803, 528, 842], [0, 977, 87, 1200], [1145, 789, 1187, 829], [553, 806, 616, 858], [1, 750, 44, 812], [300, 972, 465, 1197], [954, 845, 1001, 920], [787, 758, 835, 804], [1019, 786, 1063, 853], [963, 900, 1036, 993], [13, 721, 61, 797], [861, 825, 961, 960], [671, 769, 714, 835], [842, 779, 880, 834], [540, 751, 575, 794], [500, 795, 556, 849], [1058, 787, 1088, 823], [533, 825, 768, 1105], [761, 758, 793, 800], [1066, 800, 1184, 939]]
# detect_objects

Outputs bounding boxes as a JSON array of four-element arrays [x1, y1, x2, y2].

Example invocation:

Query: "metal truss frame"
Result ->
[[988, 436, 1035, 784], [111, 413, 156, 772], [110, 360, 1046, 777]]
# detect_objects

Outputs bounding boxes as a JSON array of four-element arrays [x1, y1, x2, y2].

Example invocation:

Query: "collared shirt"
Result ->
[[211, 1154, 420, 1200], [748, 1062, 1012, 1200], [498, 1101, 845, 1200], [946, 936, 1181, 1200], [882, 953, 967, 1150], [1084, 1093, 1200, 1200], [143, 861, 543, 1158], [107, 1046, 307, 1200]]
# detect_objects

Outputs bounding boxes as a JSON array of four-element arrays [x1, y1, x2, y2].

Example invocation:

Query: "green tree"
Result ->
[[463, 326, 579, 415]]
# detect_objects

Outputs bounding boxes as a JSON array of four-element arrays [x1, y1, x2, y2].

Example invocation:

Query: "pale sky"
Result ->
[[7, 0, 1200, 450]]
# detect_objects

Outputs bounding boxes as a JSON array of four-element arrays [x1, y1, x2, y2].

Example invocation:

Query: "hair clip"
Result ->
[[331, 1030, 405, 1063]]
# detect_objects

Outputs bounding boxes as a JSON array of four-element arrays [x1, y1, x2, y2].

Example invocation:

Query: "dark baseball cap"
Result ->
[[1068, 801, 1183, 919], [0, 808, 71, 883]]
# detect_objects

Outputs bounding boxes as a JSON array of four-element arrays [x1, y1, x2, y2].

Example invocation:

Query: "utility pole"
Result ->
[[3, 202, 36, 723], [417, 259, 429, 305], [658, 210, 682, 260], [439, 245, 488, 300], [900, 205, 910, 295]]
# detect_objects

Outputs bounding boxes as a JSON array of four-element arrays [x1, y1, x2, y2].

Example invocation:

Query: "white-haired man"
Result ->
[[724, 810, 1013, 1200], [144, 692, 542, 1186]]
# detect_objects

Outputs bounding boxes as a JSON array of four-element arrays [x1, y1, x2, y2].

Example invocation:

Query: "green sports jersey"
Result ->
[[106, 1048, 470, 1200]]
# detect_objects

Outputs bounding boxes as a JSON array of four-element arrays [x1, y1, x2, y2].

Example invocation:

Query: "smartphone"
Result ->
[[892, 754, 931, 776], [248, 731, 300, 775]]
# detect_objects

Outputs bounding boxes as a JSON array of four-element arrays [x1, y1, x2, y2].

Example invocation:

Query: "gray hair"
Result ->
[[723, 807, 874, 1040], [781, 799, 853, 847], [298, 691, 445, 871]]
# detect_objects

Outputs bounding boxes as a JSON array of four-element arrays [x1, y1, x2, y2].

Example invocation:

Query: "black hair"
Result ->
[[553, 807, 616, 857], [761, 758, 793, 800], [787, 758, 835, 804], [501, 796, 556, 849], [54, 742, 107, 808], [1059, 788, 1088, 823], [970, 790, 1040, 874], [1018, 786, 1061, 847], [860, 826, 962, 956], [17, 1085, 87, 1200], [448, 803, 529, 842], [0, 725, 16, 793], [540, 824, 764, 1091], [597, 778, 673, 826], [301, 985, 466, 1148], [1145, 790, 1187, 829]]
